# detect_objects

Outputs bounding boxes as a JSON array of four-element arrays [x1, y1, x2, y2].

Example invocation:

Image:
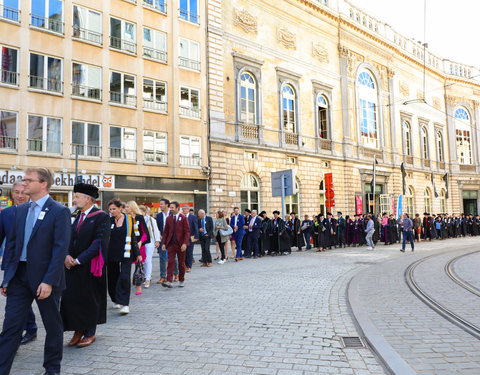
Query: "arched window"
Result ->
[[282, 84, 296, 133], [421, 126, 429, 160], [406, 186, 415, 215], [440, 189, 446, 213], [240, 72, 256, 124], [455, 107, 472, 164], [436, 131, 444, 162], [286, 181, 300, 215], [403, 120, 412, 156], [358, 70, 378, 148], [424, 188, 431, 214], [240, 173, 260, 212], [317, 94, 329, 139]]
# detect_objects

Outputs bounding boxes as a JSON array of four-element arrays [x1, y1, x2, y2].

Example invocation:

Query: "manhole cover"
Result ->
[[340, 336, 365, 348]]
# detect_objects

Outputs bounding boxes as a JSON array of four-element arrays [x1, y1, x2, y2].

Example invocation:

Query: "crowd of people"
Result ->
[[0, 167, 479, 375]]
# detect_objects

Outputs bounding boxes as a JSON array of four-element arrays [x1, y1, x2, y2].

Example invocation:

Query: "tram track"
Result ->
[[445, 250, 480, 298]]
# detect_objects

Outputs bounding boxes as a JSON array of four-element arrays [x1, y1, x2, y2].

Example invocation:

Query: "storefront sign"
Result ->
[[0, 170, 115, 189], [325, 173, 335, 209], [355, 195, 363, 215]]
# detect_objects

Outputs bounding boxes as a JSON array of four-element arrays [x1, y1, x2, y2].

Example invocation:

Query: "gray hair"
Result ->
[[251, 210, 257, 214], [182, 205, 191, 210], [13, 180, 24, 188], [198, 209, 205, 215]]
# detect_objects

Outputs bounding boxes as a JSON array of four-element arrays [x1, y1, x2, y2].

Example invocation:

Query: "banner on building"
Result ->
[[397, 195, 403, 219], [391, 196, 396, 217], [324, 173, 335, 210], [355, 195, 363, 215]]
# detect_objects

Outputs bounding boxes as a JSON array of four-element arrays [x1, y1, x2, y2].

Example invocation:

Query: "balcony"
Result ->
[[72, 25, 102, 45], [143, 46, 167, 63], [0, 70, 19, 86], [318, 138, 332, 151], [438, 161, 445, 170], [144, 151, 167, 163], [110, 147, 136, 160], [110, 36, 136, 54], [31, 14, 64, 34], [179, 9, 199, 24], [179, 105, 200, 119], [0, 4, 20, 23], [284, 132, 298, 146], [143, 0, 167, 14], [71, 144, 101, 158], [29, 76, 63, 94], [406, 155, 413, 165], [178, 56, 200, 71], [460, 164, 476, 173], [27, 139, 62, 154], [143, 98, 167, 112], [72, 84, 101, 100], [180, 155, 201, 167], [0, 136, 17, 150], [110, 91, 137, 107], [240, 123, 259, 139]]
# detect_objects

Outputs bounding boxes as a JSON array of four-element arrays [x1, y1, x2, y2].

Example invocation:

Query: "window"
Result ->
[[440, 189, 446, 213], [0, 110, 17, 150], [436, 131, 444, 163], [72, 63, 102, 100], [179, 0, 198, 24], [424, 188, 431, 214], [110, 17, 136, 54], [27, 115, 62, 154], [358, 70, 378, 148], [31, 0, 63, 34], [179, 87, 200, 118], [240, 173, 260, 212], [405, 186, 414, 215], [29, 53, 63, 93], [72, 121, 101, 157], [402, 120, 412, 156], [1, 0, 20, 22], [143, 79, 166, 112], [317, 95, 329, 139], [240, 72, 256, 124], [143, 0, 166, 13], [244, 151, 258, 160], [72, 5, 102, 45], [179, 38, 200, 71], [421, 126, 429, 160], [110, 71, 136, 106], [455, 107, 472, 164], [143, 131, 167, 163], [179, 135, 201, 167], [143, 27, 167, 62], [287, 156, 297, 164], [1, 46, 19, 85], [282, 84, 296, 132], [110, 126, 136, 160], [286, 181, 300, 215]]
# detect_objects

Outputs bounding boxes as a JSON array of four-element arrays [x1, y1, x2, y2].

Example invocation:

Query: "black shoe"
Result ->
[[20, 331, 37, 345], [44, 372, 60, 375], [400, 249, 405, 252]]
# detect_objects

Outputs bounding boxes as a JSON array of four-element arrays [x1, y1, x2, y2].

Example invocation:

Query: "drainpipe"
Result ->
[[205, 0, 211, 212]]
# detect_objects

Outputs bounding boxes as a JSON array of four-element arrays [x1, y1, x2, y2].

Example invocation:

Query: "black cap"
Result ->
[[337, 212, 342, 215], [73, 183, 99, 199], [273, 210, 280, 215], [244, 209, 251, 213]]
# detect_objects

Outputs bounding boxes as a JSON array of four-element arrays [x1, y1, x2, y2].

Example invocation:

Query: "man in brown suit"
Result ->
[[161, 201, 190, 288]]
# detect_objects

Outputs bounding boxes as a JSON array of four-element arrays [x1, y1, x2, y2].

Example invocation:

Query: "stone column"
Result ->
[[338, 45, 353, 158], [445, 96, 459, 173], [387, 68, 399, 165]]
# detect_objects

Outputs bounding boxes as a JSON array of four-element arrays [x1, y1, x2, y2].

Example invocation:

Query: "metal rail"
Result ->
[[445, 250, 480, 298]]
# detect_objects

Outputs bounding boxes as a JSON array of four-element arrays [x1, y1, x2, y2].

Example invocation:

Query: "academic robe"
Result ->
[[292, 217, 305, 249], [323, 218, 337, 248], [260, 217, 271, 255]]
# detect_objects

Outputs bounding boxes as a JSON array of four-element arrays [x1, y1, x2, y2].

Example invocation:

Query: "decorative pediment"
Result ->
[[234, 8, 258, 34], [277, 27, 296, 49]]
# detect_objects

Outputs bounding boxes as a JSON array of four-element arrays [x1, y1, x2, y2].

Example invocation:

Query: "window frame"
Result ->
[[72, 61, 102, 100], [179, 86, 200, 119], [357, 69, 379, 149], [405, 186, 415, 215], [424, 188, 431, 214], [0, 110, 18, 150], [0, 45, 19, 86], [420, 125, 429, 160], [179, 0, 199, 24], [436, 130, 444, 163], [240, 173, 260, 212], [454, 106, 473, 165], [143, 130, 167, 164], [0, 0, 21, 23], [142, 78, 167, 113], [109, 70, 137, 107], [71, 120, 101, 158], [239, 71, 257, 125], [72, 4, 102, 45], [142, 26, 167, 63], [179, 135, 201, 167], [178, 37, 200, 71], [281, 83, 296, 133], [316, 94, 329, 139], [402, 120, 412, 156], [109, 16, 136, 54], [109, 125, 137, 160], [27, 114, 63, 154], [143, 0, 167, 14], [30, 0, 64, 34], [29, 52, 64, 94]]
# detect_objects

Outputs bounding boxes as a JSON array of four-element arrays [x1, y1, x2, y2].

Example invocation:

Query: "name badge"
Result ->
[[125, 244, 131, 250], [111, 224, 115, 229], [126, 236, 131, 242], [124, 252, 130, 258], [38, 211, 46, 220]]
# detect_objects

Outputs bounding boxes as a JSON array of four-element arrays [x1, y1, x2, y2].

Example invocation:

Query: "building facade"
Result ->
[[0, 0, 209, 213], [206, 0, 480, 217]]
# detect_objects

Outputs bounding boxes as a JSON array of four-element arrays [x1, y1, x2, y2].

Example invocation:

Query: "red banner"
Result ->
[[355, 195, 363, 215], [325, 173, 335, 209]]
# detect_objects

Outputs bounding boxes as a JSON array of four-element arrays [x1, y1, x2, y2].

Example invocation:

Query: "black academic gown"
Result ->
[[61, 207, 111, 331], [260, 218, 271, 255], [292, 218, 305, 249]]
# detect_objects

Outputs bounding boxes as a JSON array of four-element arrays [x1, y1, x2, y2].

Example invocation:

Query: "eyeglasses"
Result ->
[[22, 178, 40, 184]]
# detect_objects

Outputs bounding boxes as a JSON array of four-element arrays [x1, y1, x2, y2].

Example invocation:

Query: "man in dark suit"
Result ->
[[155, 199, 178, 284], [246, 210, 262, 258], [161, 201, 190, 288], [0, 167, 71, 375], [0, 180, 38, 346], [182, 205, 198, 272], [197, 209, 213, 266], [60, 183, 111, 348], [230, 207, 245, 260]]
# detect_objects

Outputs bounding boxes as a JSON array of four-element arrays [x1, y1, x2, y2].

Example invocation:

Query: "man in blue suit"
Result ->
[[230, 207, 245, 260], [0, 180, 38, 346], [0, 168, 71, 375], [246, 210, 262, 258], [182, 205, 198, 272], [155, 199, 178, 283]]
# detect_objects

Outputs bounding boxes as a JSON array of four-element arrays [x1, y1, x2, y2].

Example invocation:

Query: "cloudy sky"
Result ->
[[348, 0, 479, 67]]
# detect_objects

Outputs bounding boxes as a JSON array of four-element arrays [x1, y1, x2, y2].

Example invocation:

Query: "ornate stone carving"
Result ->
[[233, 8, 258, 34], [417, 89, 424, 99], [338, 44, 350, 59], [432, 97, 442, 110], [399, 81, 409, 97], [386, 68, 395, 79], [312, 43, 329, 63], [277, 27, 296, 49], [446, 95, 460, 106]]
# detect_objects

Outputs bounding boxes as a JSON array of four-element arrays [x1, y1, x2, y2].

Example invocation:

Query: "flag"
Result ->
[[432, 172, 438, 198], [400, 162, 406, 196], [443, 173, 449, 199]]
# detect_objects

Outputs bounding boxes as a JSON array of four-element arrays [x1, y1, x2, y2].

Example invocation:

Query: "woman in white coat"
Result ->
[[139, 206, 161, 287]]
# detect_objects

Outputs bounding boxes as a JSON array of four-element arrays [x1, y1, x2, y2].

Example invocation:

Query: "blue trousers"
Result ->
[[185, 243, 194, 268], [24, 306, 37, 334], [159, 249, 178, 278], [234, 233, 244, 258], [304, 232, 311, 249], [402, 230, 414, 250], [247, 234, 259, 257]]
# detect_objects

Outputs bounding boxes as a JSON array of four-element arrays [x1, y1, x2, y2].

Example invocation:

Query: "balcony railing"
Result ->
[[438, 161, 445, 170], [110, 36, 136, 54], [72, 84, 102, 100], [72, 25, 102, 45], [31, 14, 64, 34], [110, 91, 137, 106], [318, 138, 332, 151], [179, 105, 200, 119], [424, 159, 430, 168], [144, 151, 167, 163], [0, 136, 17, 150], [143, 98, 167, 112], [406, 155, 413, 165], [180, 155, 201, 167], [27, 139, 62, 153], [179, 56, 200, 71], [143, 46, 167, 63], [110, 147, 136, 160], [460, 164, 476, 173], [29, 76, 63, 94], [71, 144, 101, 158], [0, 4, 20, 23], [0, 70, 19, 86], [143, 0, 167, 13], [284, 132, 298, 146], [240, 123, 259, 139], [179, 8, 199, 24]]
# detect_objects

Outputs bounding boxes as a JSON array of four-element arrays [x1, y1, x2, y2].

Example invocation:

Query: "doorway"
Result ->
[[463, 199, 478, 215]]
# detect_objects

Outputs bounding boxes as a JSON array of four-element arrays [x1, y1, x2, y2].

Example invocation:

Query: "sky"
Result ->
[[348, 0, 479, 67]]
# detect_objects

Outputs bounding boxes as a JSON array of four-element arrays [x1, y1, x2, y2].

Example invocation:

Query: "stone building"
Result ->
[[206, 0, 480, 217]]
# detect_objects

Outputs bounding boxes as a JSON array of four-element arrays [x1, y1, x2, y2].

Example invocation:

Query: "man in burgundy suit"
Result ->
[[161, 201, 190, 288]]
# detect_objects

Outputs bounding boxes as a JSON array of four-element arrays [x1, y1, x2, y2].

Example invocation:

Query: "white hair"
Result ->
[[198, 209, 205, 215]]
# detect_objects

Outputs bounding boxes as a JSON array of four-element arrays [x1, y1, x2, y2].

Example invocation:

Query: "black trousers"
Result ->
[[107, 260, 131, 306], [0, 263, 63, 374], [200, 235, 212, 264], [215, 233, 225, 260]]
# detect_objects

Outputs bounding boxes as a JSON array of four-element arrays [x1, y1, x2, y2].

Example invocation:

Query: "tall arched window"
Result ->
[[282, 84, 296, 133], [424, 188, 431, 214], [240, 173, 260, 212], [406, 186, 415, 215], [455, 107, 472, 164], [403, 120, 412, 156], [358, 70, 378, 148], [436, 131, 444, 162], [421, 126, 429, 160], [240, 72, 256, 124], [317, 94, 329, 139], [440, 189, 446, 213], [286, 181, 300, 215]]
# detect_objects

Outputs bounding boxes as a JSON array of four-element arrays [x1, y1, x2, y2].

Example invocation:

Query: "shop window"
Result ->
[[72, 5, 102, 45], [27, 115, 62, 154], [0, 110, 18, 150], [109, 126, 136, 160], [72, 121, 101, 157], [357, 69, 378, 148], [110, 71, 136, 106], [240, 173, 260, 212], [72, 62, 101, 100]]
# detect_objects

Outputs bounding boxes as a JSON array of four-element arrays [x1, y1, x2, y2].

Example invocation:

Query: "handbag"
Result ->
[[132, 260, 146, 286], [220, 225, 233, 237]]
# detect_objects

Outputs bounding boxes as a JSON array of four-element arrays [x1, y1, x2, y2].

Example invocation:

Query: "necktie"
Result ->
[[77, 213, 86, 234], [202, 218, 206, 233], [21, 202, 37, 261]]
